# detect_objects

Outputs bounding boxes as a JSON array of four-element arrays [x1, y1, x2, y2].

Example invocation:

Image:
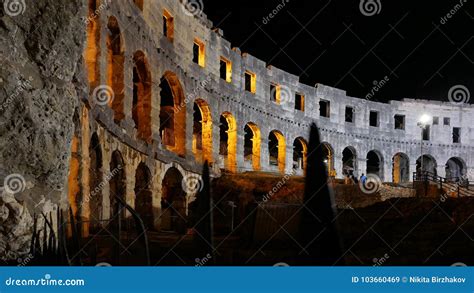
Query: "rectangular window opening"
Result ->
[[193, 38, 205, 67], [345, 106, 354, 123], [319, 100, 330, 118], [245, 71, 256, 93], [219, 57, 232, 83], [295, 93, 305, 111], [444, 117, 450, 126], [422, 125, 431, 141], [394, 114, 405, 130], [453, 127, 461, 143], [163, 10, 174, 42], [369, 111, 379, 127]]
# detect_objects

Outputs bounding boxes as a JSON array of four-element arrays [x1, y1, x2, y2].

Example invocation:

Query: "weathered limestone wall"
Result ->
[[0, 0, 87, 259]]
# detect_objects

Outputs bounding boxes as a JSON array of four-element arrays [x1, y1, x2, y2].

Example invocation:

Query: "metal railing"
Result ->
[[413, 171, 473, 197]]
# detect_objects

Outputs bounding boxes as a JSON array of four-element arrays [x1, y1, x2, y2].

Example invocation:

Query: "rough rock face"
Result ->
[[0, 0, 87, 259]]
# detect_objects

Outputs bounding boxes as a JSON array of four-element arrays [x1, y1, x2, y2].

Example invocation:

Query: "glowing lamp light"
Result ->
[[418, 114, 431, 125]]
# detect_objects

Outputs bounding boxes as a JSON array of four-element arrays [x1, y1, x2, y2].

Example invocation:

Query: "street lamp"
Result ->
[[417, 114, 431, 176]]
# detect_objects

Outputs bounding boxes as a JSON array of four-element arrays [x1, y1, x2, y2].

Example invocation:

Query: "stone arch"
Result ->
[[445, 157, 467, 180], [321, 142, 335, 177], [293, 137, 307, 171], [244, 122, 261, 171], [89, 132, 103, 231], [192, 99, 213, 163], [107, 16, 125, 122], [268, 130, 286, 173], [342, 146, 357, 177], [161, 167, 187, 233], [135, 162, 153, 229], [416, 154, 437, 175], [85, 0, 100, 89], [132, 51, 152, 142], [159, 71, 186, 157], [366, 150, 384, 180], [392, 152, 410, 183], [219, 112, 237, 172], [109, 150, 126, 220]]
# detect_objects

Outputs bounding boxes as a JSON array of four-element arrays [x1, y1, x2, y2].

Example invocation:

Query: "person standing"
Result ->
[[360, 173, 367, 185]]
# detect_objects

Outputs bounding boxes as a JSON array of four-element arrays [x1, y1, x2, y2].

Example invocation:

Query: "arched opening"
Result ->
[[244, 122, 261, 171], [268, 130, 286, 173], [109, 151, 126, 220], [135, 162, 153, 229], [445, 157, 466, 181], [416, 155, 437, 175], [192, 99, 213, 163], [367, 150, 384, 179], [132, 51, 152, 141], [107, 16, 125, 122], [159, 71, 186, 156], [219, 112, 237, 172], [322, 142, 335, 177], [161, 167, 187, 233], [342, 146, 357, 177], [392, 153, 410, 183], [293, 137, 307, 171], [89, 133, 103, 232], [85, 0, 100, 89]]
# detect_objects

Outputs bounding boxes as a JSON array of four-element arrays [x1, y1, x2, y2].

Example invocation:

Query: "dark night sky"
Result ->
[[202, 0, 473, 103]]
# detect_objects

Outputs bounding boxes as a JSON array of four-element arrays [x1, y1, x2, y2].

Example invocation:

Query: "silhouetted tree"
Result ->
[[298, 123, 344, 265]]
